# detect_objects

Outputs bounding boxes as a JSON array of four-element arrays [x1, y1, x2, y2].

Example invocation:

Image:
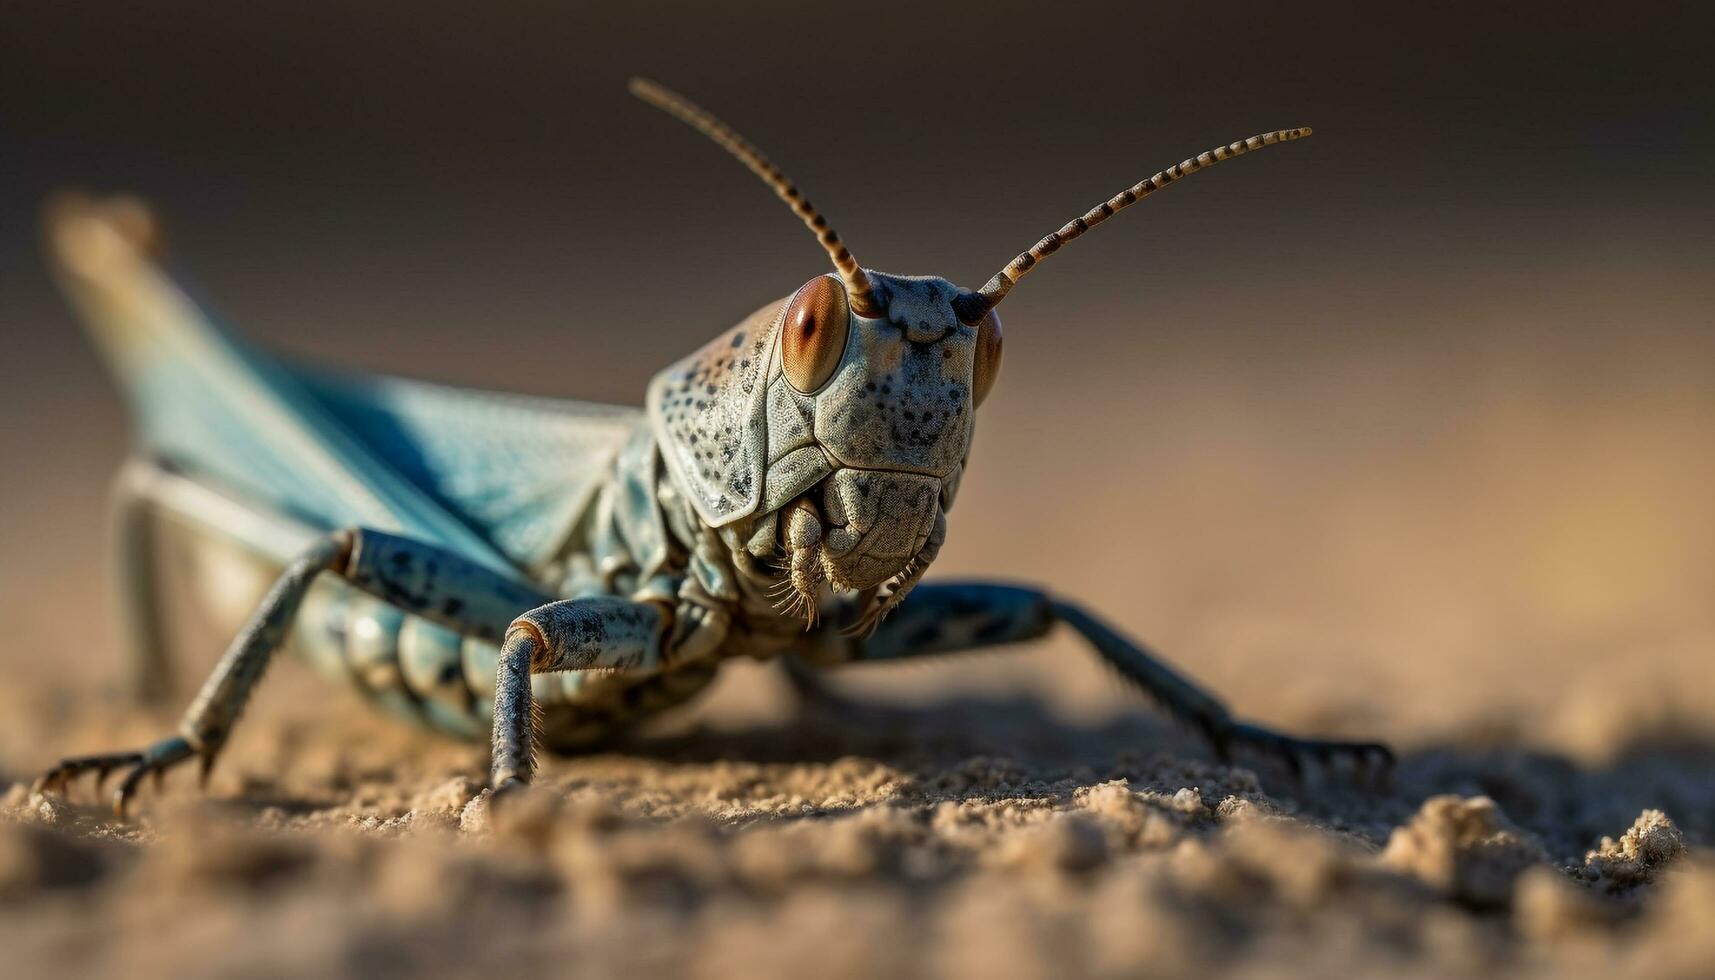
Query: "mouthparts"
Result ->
[[771, 469, 946, 634]]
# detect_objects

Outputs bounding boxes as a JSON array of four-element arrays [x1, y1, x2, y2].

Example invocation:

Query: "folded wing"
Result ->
[[46, 195, 639, 578]]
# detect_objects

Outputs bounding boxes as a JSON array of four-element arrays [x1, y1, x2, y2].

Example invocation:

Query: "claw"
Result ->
[[114, 764, 152, 819], [489, 776, 529, 814], [33, 751, 147, 802], [1360, 742, 1397, 790], [34, 736, 199, 819], [1207, 721, 1393, 792], [1370, 743, 1397, 771]]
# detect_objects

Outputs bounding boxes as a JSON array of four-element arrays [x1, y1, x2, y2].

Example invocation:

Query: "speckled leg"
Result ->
[[830, 582, 1393, 781], [489, 598, 669, 793], [37, 534, 347, 817], [37, 527, 556, 817]]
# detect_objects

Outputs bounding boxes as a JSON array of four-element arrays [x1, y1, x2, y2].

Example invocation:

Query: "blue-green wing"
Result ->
[[48, 197, 638, 576], [291, 367, 640, 571]]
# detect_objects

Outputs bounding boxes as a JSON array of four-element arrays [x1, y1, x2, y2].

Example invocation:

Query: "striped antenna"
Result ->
[[629, 78, 883, 317], [970, 128, 1313, 315]]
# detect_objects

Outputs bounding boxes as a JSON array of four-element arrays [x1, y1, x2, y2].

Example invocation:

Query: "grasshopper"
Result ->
[[35, 79, 1391, 817]]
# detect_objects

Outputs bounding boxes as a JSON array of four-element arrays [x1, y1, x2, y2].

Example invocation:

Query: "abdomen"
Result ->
[[289, 577, 719, 750]]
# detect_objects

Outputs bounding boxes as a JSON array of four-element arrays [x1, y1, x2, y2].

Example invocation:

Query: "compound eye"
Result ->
[[781, 275, 851, 393], [972, 309, 1003, 407]]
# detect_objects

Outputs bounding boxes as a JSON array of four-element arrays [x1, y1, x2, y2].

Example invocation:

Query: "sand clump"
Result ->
[[1582, 808, 1686, 890], [1379, 794, 1549, 907]]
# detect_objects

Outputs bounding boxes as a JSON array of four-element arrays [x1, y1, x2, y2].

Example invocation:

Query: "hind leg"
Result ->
[[106, 459, 327, 705], [38, 534, 350, 815], [38, 527, 556, 816], [111, 461, 174, 704]]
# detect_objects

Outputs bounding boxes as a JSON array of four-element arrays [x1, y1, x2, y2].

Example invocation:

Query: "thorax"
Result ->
[[540, 424, 814, 666]]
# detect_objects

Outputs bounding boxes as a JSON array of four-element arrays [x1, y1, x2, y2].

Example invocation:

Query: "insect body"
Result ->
[[37, 79, 1390, 815]]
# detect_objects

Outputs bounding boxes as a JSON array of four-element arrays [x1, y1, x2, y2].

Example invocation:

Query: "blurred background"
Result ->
[[2, 0, 1712, 761]]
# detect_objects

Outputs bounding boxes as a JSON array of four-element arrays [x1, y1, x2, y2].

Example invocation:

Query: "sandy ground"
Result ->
[[4, 280, 1715, 978], [2, 655, 1712, 979]]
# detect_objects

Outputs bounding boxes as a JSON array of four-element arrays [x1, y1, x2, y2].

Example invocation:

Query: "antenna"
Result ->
[[629, 78, 883, 317]]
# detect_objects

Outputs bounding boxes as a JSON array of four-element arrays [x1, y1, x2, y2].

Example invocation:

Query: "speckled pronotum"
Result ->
[[35, 79, 1391, 816]]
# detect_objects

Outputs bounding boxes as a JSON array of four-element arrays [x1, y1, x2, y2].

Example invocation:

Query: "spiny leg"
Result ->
[[38, 527, 556, 817], [821, 582, 1393, 783], [38, 533, 348, 814], [489, 597, 672, 793], [1048, 600, 1393, 781]]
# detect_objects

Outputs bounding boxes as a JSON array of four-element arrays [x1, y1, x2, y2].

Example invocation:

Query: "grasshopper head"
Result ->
[[633, 78, 1309, 629], [648, 270, 998, 629]]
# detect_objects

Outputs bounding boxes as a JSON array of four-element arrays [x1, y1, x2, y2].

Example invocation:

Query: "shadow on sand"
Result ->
[[608, 687, 1714, 858]]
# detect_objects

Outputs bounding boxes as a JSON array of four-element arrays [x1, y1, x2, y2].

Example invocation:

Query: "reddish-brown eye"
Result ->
[[972, 309, 1003, 407], [781, 276, 850, 393]]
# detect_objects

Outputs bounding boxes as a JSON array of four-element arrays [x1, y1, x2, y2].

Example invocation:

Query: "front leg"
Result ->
[[488, 598, 672, 792], [820, 582, 1393, 780]]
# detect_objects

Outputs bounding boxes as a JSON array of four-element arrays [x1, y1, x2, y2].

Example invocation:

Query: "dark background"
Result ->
[[3, 1, 1712, 745]]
